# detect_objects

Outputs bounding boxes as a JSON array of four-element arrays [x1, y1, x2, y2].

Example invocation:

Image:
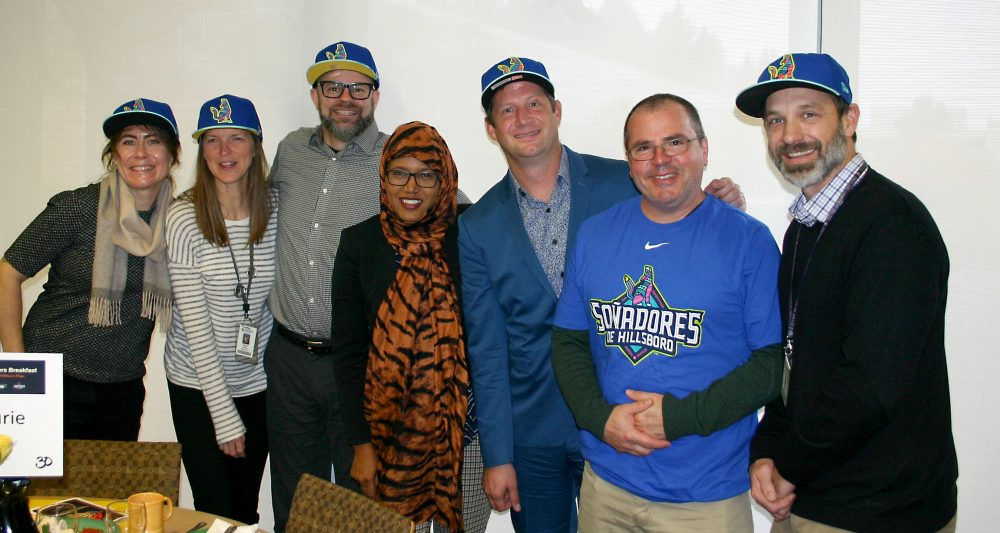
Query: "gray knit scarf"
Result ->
[[88, 170, 173, 330]]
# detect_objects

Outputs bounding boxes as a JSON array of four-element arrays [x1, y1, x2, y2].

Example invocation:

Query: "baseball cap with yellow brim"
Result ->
[[306, 41, 379, 88]]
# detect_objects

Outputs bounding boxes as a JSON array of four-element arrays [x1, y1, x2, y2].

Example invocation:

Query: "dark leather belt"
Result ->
[[273, 321, 332, 354]]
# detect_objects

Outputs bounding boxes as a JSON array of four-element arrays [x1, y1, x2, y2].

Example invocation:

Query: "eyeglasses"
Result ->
[[628, 136, 704, 161], [386, 168, 440, 188], [314, 81, 375, 100]]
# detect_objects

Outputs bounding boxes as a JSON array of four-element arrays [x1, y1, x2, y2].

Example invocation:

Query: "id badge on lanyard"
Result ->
[[229, 242, 259, 365], [781, 346, 792, 406], [782, 163, 868, 406], [236, 319, 259, 364]]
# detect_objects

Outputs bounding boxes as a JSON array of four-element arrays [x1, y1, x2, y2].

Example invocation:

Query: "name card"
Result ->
[[0, 353, 63, 477]]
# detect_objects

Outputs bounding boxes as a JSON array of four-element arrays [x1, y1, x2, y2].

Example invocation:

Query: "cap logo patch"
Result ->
[[841, 82, 851, 94], [327, 43, 348, 61], [497, 57, 524, 75], [124, 98, 145, 112], [210, 98, 233, 124], [768, 54, 796, 80]]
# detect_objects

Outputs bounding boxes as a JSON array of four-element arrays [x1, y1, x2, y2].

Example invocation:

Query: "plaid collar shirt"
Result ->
[[789, 153, 869, 227]]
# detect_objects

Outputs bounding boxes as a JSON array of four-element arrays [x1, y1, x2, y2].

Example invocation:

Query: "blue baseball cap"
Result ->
[[306, 41, 379, 88], [736, 53, 852, 118], [192, 94, 263, 141], [480, 56, 554, 110], [102, 98, 179, 141]]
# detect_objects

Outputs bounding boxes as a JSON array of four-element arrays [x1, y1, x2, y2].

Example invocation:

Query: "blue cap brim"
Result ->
[[481, 73, 554, 109], [736, 78, 846, 117], [192, 125, 262, 141], [102, 111, 179, 140]]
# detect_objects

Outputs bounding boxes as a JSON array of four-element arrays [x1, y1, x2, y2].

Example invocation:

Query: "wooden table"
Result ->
[[30, 496, 253, 533]]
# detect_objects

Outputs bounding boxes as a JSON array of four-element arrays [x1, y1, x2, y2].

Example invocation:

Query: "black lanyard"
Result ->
[[784, 164, 868, 366], [227, 242, 255, 319]]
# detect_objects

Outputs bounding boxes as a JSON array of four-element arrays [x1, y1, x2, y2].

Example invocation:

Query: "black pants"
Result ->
[[264, 330, 357, 533], [168, 382, 269, 525], [64, 374, 144, 441]]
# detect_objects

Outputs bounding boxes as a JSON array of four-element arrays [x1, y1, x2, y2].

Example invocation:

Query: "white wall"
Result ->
[[1, 1, 994, 531], [821, 3, 1000, 532]]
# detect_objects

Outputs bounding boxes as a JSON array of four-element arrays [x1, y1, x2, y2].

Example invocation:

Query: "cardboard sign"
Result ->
[[0, 353, 63, 477]]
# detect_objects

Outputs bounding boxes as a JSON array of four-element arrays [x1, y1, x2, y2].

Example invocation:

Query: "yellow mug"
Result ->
[[127, 492, 173, 533]]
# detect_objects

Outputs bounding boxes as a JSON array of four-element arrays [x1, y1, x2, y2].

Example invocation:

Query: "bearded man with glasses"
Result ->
[[263, 41, 472, 533], [738, 53, 957, 533]]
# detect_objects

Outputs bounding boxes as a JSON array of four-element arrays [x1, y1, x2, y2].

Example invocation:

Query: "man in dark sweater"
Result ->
[[735, 53, 958, 532]]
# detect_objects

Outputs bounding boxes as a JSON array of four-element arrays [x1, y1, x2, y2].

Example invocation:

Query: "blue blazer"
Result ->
[[457, 146, 638, 467]]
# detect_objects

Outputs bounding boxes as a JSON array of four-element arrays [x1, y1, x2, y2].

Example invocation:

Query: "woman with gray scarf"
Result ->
[[0, 98, 178, 441]]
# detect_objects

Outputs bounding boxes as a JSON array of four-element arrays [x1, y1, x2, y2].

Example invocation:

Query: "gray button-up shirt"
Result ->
[[268, 121, 388, 339]]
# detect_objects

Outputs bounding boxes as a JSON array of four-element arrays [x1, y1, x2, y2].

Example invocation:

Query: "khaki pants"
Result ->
[[578, 462, 752, 533], [771, 512, 958, 533]]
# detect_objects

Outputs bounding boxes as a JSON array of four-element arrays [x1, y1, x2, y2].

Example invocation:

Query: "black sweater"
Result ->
[[750, 169, 958, 531]]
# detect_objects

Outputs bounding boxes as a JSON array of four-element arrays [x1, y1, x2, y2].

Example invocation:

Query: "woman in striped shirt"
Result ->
[[164, 95, 276, 524]]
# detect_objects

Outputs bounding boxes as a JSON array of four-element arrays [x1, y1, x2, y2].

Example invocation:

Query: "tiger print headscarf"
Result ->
[[367, 121, 468, 530]]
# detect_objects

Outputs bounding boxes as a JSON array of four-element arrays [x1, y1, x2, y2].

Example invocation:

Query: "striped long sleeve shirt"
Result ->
[[163, 191, 278, 444]]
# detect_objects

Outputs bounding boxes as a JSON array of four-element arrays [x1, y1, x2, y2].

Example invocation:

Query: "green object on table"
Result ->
[[76, 516, 207, 533], [77, 516, 109, 532]]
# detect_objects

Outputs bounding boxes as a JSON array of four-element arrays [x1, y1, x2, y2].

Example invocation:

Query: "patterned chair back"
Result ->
[[286, 473, 414, 533], [28, 439, 182, 503]]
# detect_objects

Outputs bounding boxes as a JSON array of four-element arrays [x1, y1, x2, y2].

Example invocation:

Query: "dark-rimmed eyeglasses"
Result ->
[[386, 168, 440, 188], [314, 81, 375, 100], [628, 136, 704, 161]]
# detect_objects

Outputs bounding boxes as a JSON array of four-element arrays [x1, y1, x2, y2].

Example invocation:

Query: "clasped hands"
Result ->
[[610, 391, 798, 521], [750, 458, 797, 521], [602, 389, 672, 456]]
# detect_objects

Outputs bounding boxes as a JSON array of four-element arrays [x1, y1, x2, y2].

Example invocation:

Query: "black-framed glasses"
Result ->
[[314, 81, 375, 100], [628, 136, 704, 161], [386, 168, 440, 188]]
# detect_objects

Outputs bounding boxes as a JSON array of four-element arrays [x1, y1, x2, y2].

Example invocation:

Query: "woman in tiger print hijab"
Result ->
[[343, 121, 470, 531]]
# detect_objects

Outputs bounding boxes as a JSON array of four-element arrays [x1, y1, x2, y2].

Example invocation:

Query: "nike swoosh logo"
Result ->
[[644, 241, 669, 250]]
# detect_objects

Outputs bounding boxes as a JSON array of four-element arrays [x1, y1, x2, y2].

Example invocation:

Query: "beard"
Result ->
[[770, 125, 849, 190], [320, 104, 374, 144]]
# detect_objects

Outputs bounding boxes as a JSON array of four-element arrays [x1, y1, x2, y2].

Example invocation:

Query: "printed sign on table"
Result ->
[[0, 353, 63, 477]]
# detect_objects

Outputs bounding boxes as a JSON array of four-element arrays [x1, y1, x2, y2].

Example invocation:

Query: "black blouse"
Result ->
[[4, 183, 155, 383], [330, 210, 476, 446]]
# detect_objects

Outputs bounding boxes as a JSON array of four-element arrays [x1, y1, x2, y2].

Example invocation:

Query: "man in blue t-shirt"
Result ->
[[552, 94, 783, 531], [459, 56, 749, 533]]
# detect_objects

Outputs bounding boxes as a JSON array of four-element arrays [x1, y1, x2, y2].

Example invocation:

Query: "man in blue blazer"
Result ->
[[458, 56, 745, 532]]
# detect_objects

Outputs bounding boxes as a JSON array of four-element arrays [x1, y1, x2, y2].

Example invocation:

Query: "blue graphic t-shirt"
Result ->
[[554, 195, 781, 502]]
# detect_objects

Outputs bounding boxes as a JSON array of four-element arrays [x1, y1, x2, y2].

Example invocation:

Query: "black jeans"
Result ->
[[264, 330, 357, 533], [168, 382, 269, 525], [64, 374, 144, 441]]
